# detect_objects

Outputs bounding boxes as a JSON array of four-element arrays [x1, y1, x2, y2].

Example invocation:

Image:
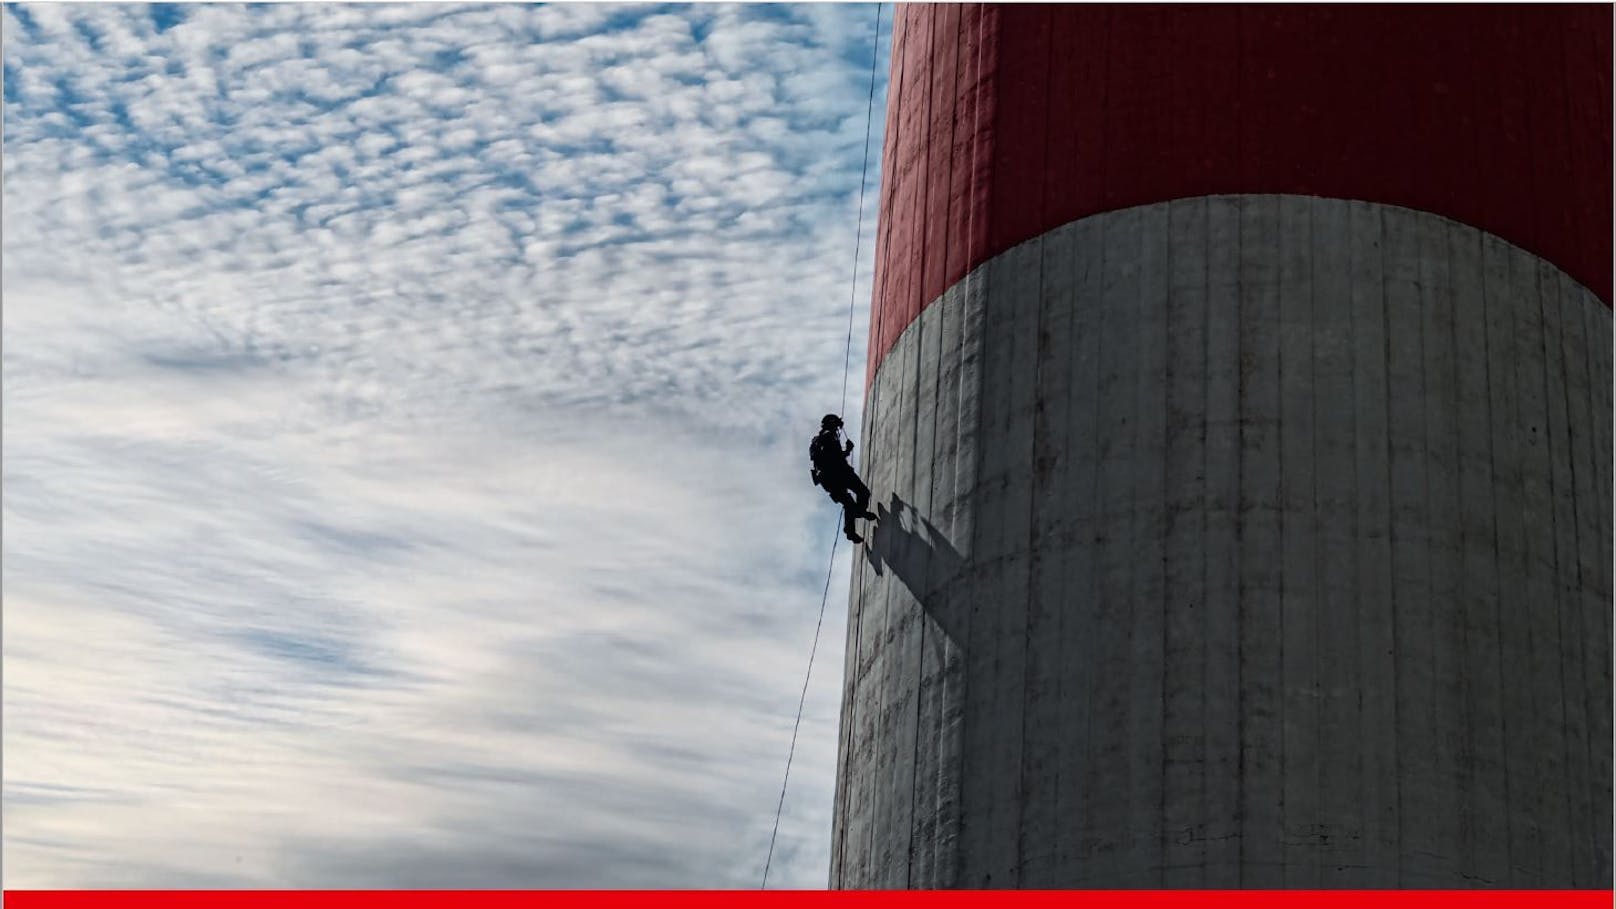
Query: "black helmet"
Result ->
[[821, 413, 843, 430]]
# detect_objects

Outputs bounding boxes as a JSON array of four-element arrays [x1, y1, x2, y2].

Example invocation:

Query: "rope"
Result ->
[[760, 523, 840, 889], [761, 1, 883, 889]]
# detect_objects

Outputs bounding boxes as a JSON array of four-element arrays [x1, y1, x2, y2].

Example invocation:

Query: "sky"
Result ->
[[2, 2, 889, 888]]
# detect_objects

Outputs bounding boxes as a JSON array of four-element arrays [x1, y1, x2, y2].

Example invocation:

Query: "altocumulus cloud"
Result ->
[[2, 2, 888, 888]]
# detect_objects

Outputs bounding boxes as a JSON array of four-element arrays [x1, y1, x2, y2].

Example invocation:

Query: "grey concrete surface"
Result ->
[[828, 195, 1614, 889]]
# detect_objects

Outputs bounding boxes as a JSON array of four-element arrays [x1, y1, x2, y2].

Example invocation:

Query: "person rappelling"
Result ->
[[810, 414, 877, 544]]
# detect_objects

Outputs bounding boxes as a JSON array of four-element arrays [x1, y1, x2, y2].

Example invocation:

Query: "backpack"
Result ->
[[808, 432, 840, 487]]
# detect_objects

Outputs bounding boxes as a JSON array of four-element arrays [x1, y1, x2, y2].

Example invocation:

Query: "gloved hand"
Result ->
[[844, 440, 854, 454]]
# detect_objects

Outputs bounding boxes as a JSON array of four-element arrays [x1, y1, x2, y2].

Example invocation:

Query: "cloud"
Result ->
[[3, 2, 887, 888]]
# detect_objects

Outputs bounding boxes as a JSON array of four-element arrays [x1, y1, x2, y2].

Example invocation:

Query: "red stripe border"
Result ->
[[3, 892, 1613, 909], [867, 4, 1614, 380]]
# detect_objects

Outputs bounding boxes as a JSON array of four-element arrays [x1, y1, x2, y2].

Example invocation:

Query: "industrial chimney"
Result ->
[[831, 4, 1611, 888]]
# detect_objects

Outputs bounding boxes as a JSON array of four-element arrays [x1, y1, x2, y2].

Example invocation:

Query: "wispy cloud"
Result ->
[[3, 2, 887, 887]]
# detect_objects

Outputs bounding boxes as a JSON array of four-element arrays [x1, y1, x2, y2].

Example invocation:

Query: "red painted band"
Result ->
[[868, 4, 1613, 382]]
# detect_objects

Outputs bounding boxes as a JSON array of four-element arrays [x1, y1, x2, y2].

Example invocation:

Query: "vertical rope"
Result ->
[[840, 2, 886, 420], [761, 2, 884, 889]]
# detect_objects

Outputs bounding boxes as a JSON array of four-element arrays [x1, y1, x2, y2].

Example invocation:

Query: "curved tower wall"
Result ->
[[831, 5, 1611, 889]]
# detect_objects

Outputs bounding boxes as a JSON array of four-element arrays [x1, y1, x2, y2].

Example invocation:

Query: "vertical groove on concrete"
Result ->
[[1001, 236, 1042, 884], [1384, 203, 1431, 884], [1540, 260, 1584, 885], [1554, 261, 1591, 885], [892, 258, 922, 888], [1503, 240, 1536, 884], [1596, 287, 1613, 885], [1520, 242, 1557, 887], [1162, 197, 1211, 886], [1518, 245, 1572, 886], [882, 268, 920, 885], [1061, 215, 1105, 881], [1018, 221, 1077, 886], [900, 294, 939, 886], [1481, 231, 1521, 884], [947, 264, 986, 887], [1416, 207, 1463, 886], [1309, 197, 1356, 887], [1565, 265, 1612, 881], [1237, 195, 1284, 886], [1200, 195, 1243, 887], [1451, 222, 1495, 883], [1378, 204, 1404, 889], [1557, 262, 1592, 887], [1133, 202, 1170, 887], [1277, 194, 1317, 886], [832, 196, 1612, 889], [1094, 206, 1140, 882], [1352, 201, 1397, 887], [910, 278, 953, 888]]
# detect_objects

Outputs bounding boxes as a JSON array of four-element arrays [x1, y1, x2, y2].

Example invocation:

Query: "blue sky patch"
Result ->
[[2, 1, 890, 890]]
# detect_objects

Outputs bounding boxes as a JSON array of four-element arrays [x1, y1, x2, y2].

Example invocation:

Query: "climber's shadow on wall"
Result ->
[[864, 492, 968, 642]]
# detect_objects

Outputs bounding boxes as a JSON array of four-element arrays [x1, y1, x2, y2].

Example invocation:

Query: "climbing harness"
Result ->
[[760, 1, 883, 889]]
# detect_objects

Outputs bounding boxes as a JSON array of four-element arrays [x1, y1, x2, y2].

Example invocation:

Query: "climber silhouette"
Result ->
[[809, 414, 877, 543]]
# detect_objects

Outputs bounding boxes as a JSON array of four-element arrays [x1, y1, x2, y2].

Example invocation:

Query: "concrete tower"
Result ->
[[831, 4, 1611, 888]]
